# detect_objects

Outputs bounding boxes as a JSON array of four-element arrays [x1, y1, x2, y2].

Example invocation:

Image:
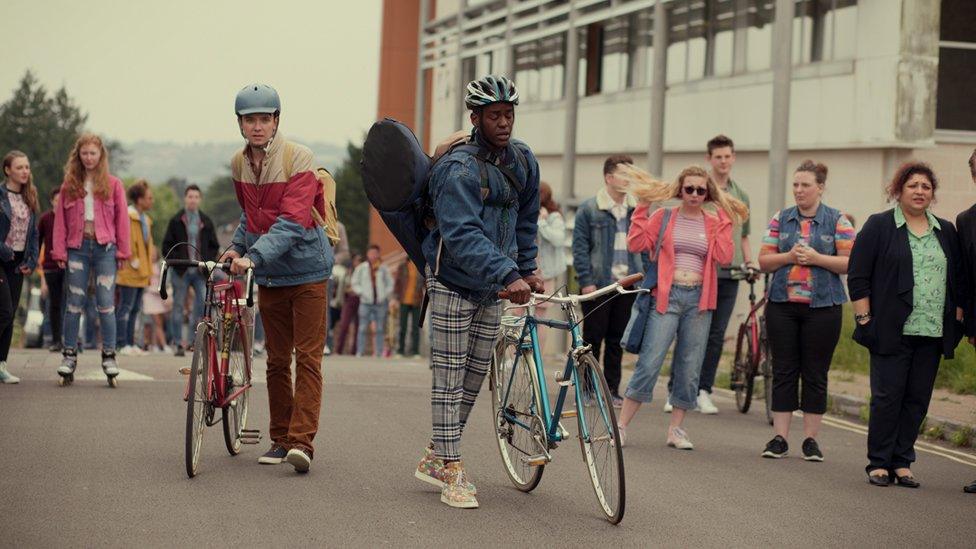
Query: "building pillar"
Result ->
[[767, 0, 794, 219], [415, 0, 430, 147], [561, 0, 580, 200], [647, 0, 668, 176]]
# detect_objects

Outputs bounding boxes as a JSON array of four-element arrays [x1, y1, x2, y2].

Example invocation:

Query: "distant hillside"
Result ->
[[118, 139, 346, 185]]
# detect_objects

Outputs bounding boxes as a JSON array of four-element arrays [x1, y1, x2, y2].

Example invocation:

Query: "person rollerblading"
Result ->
[[57, 350, 77, 386], [102, 350, 119, 387]]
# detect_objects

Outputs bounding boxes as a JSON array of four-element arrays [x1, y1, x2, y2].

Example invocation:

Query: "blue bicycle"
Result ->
[[491, 273, 645, 524]]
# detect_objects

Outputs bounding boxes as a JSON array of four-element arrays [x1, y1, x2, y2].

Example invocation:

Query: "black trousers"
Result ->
[[0, 254, 26, 362], [866, 335, 941, 473], [581, 291, 635, 396], [765, 301, 842, 414], [44, 269, 65, 347]]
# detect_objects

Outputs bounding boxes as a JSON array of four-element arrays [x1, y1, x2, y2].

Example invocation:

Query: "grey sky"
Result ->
[[2, 0, 382, 145]]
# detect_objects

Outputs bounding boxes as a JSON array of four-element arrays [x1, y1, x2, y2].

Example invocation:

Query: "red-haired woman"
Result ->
[[52, 134, 130, 384], [0, 151, 41, 384]]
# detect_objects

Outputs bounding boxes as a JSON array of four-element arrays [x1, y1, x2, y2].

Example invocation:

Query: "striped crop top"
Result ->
[[673, 213, 708, 275]]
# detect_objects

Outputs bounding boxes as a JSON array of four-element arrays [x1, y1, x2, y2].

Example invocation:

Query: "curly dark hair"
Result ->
[[886, 161, 937, 201]]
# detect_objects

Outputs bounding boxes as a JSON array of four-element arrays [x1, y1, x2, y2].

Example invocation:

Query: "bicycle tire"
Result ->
[[222, 313, 251, 456], [489, 333, 545, 492], [185, 325, 210, 478], [760, 320, 774, 426], [733, 323, 755, 413], [575, 352, 625, 524]]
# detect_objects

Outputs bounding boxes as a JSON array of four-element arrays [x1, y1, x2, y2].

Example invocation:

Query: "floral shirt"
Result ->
[[897, 207, 946, 337], [5, 190, 30, 252]]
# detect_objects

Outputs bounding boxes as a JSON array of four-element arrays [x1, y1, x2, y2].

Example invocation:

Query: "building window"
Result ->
[[936, 0, 976, 131], [601, 16, 631, 93], [627, 10, 655, 89], [794, 0, 859, 65], [513, 32, 567, 103]]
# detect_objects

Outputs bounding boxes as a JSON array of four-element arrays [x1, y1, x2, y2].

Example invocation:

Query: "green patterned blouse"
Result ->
[[895, 207, 946, 337]]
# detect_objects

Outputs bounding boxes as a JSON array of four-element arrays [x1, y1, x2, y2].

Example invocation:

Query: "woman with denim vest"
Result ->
[[616, 165, 746, 449], [0, 151, 41, 384], [52, 134, 131, 384], [758, 160, 854, 462], [849, 162, 965, 488]]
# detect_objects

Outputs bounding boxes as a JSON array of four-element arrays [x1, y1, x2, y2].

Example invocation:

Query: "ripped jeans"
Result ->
[[63, 240, 118, 353]]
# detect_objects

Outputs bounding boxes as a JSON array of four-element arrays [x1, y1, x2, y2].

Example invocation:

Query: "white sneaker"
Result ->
[[118, 345, 134, 356], [697, 389, 719, 415], [323, 345, 332, 356], [0, 361, 20, 384], [663, 398, 673, 413], [667, 426, 694, 450]]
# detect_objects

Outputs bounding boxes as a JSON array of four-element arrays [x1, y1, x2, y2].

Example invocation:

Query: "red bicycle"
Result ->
[[729, 266, 773, 425], [160, 259, 257, 478]]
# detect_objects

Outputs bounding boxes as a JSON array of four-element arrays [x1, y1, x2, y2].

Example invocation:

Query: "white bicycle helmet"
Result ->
[[465, 75, 519, 110]]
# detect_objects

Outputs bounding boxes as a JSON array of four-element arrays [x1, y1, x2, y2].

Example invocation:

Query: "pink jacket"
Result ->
[[628, 205, 733, 314], [52, 175, 131, 261]]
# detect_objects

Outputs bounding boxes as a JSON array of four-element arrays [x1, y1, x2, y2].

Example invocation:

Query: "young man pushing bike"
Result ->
[[223, 84, 333, 473], [413, 75, 543, 508]]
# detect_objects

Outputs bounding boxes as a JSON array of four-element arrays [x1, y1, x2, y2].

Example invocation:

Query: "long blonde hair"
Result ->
[[619, 164, 749, 225], [63, 133, 111, 201], [2, 150, 39, 213]]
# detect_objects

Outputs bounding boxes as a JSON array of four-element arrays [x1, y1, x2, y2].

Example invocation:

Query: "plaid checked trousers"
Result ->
[[428, 277, 501, 461]]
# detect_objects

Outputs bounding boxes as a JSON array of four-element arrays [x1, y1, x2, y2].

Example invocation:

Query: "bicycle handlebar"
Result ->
[[159, 259, 256, 308], [498, 273, 646, 305]]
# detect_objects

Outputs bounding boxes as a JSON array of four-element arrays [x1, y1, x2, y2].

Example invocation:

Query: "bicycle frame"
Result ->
[[206, 278, 254, 409], [166, 261, 254, 413], [501, 303, 583, 446], [500, 286, 638, 449], [742, 273, 770, 370]]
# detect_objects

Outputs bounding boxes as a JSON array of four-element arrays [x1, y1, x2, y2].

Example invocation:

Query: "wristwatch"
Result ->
[[855, 313, 871, 323]]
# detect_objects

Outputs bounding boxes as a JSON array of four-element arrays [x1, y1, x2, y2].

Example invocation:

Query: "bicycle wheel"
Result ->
[[759, 320, 774, 426], [185, 325, 210, 478], [222, 312, 251, 456], [732, 323, 755, 413], [489, 331, 545, 492], [575, 352, 625, 524]]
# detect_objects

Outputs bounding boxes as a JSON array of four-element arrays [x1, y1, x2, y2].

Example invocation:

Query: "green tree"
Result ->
[[0, 70, 127, 209], [333, 141, 369, 255]]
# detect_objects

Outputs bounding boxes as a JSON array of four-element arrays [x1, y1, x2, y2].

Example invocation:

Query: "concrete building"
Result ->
[[375, 0, 975, 241]]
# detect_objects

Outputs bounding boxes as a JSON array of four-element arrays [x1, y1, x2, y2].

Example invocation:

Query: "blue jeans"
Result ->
[[115, 286, 144, 348], [668, 276, 739, 394], [356, 301, 387, 356], [64, 241, 118, 352], [171, 269, 206, 346], [625, 285, 712, 410]]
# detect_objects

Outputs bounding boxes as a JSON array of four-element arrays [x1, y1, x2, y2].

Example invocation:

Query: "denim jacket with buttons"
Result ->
[[572, 190, 647, 289], [768, 203, 848, 308], [421, 130, 540, 304]]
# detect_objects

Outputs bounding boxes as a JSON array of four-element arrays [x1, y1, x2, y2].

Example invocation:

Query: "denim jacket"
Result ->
[[421, 130, 540, 304], [572, 190, 646, 288], [0, 186, 39, 270], [769, 203, 848, 308]]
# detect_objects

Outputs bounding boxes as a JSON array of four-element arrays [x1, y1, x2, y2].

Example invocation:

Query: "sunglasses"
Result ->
[[683, 186, 707, 196]]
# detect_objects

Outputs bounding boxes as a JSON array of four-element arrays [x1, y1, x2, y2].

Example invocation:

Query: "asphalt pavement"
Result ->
[[1, 349, 975, 548]]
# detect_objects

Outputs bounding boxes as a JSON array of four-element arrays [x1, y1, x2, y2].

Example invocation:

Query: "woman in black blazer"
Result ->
[[847, 162, 966, 488]]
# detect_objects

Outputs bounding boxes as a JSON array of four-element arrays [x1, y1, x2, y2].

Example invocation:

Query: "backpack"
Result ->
[[231, 143, 341, 248], [360, 117, 527, 276]]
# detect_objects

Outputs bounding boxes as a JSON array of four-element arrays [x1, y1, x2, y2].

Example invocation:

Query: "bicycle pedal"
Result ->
[[557, 422, 571, 440], [520, 454, 550, 467], [553, 371, 574, 387], [239, 438, 262, 445], [561, 410, 578, 418]]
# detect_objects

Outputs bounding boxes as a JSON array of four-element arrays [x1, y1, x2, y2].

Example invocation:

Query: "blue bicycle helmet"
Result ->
[[235, 84, 281, 116]]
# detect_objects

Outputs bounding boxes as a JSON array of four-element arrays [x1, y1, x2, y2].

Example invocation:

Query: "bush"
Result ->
[[832, 304, 976, 395]]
